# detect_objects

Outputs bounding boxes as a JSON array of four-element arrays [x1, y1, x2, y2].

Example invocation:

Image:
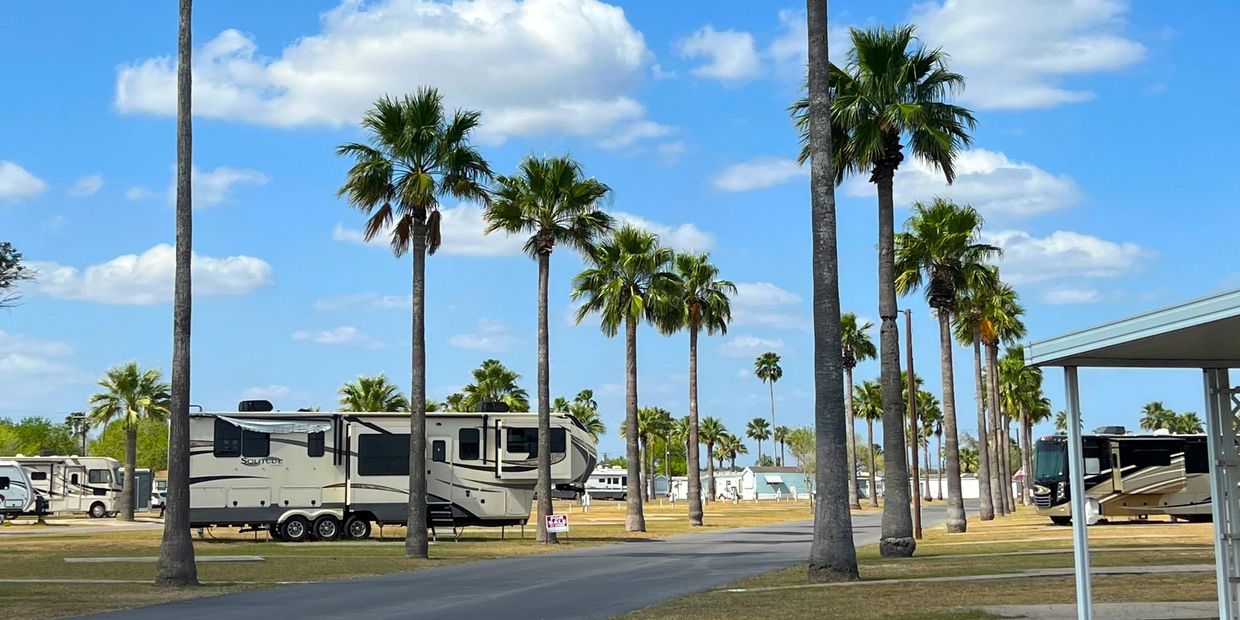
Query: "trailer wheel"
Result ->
[[268, 523, 285, 541], [88, 502, 107, 519], [344, 515, 371, 540], [313, 515, 341, 541], [279, 516, 311, 542]]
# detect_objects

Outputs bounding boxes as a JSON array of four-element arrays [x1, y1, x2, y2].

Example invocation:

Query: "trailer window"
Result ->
[[30, 471, 47, 481], [358, 434, 409, 476], [506, 428, 537, 454], [551, 428, 566, 454], [307, 431, 325, 458], [459, 429, 480, 460], [88, 469, 111, 484], [0, 476, 8, 490], [214, 418, 242, 457], [1121, 442, 1173, 469], [1186, 440, 1209, 474], [432, 440, 446, 463], [241, 430, 270, 457]]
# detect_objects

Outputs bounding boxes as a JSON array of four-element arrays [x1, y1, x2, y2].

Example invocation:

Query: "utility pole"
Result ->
[[904, 309, 922, 540]]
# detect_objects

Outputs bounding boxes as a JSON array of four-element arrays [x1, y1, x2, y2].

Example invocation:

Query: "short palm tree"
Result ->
[[917, 390, 942, 501], [895, 198, 1000, 533], [840, 312, 877, 509], [773, 425, 791, 468], [959, 447, 979, 474], [636, 407, 672, 500], [753, 352, 783, 454], [572, 226, 680, 532], [88, 362, 170, 521], [444, 392, 467, 412], [661, 251, 733, 526], [722, 434, 747, 471], [559, 390, 605, 441], [486, 154, 612, 542], [698, 416, 726, 500], [461, 359, 529, 412], [746, 417, 772, 462], [854, 380, 883, 507], [979, 280, 1025, 514], [1172, 412, 1204, 434], [338, 374, 410, 412], [1139, 401, 1177, 431], [793, 24, 975, 558], [337, 88, 492, 559]]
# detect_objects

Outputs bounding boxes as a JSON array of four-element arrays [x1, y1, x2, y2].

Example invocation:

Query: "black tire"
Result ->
[[88, 502, 107, 519], [279, 515, 311, 542], [344, 515, 371, 541], [313, 515, 341, 541], [268, 523, 285, 541], [1050, 516, 1071, 526]]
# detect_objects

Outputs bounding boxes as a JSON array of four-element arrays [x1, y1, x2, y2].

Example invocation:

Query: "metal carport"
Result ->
[[1027, 287, 1240, 620]]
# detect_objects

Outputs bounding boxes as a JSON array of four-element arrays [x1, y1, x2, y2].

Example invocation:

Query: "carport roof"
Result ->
[[1027, 287, 1240, 369]]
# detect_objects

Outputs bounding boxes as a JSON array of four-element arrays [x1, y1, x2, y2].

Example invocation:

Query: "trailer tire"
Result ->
[[344, 515, 371, 541], [268, 523, 284, 541], [313, 515, 341, 541], [88, 502, 107, 519], [279, 516, 311, 542]]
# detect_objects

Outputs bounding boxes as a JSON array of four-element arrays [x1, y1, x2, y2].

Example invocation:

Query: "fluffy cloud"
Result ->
[[292, 325, 382, 348], [912, 0, 1146, 109], [844, 149, 1082, 219], [449, 319, 518, 352], [32, 244, 273, 305], [126, 186, 155, 201], [68, 174, 104, 198], [712, 158, 806, 192], [982, 229, 1149, 285], [730, 282, 809, 331], [0, 161, 47, 200], [0, 331, 90, 410], [614, 212, 714, 252], [332, 203, 526, 257], [114, 0, 660, 146], [313, 292, 411, 311], [677, 26, 762, 83], [167, 166, 267, 208], [1041, 287, 1103, 305], [719, 335, 784, 358]]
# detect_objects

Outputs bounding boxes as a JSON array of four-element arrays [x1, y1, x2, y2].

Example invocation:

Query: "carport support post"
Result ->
[[1203, 368, 1238, 620], [1063, 367, 1093, 620]]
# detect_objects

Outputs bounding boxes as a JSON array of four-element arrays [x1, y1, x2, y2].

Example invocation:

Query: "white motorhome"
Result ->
[[0, 460, 35, 520], [8, 456, 122, 518], [583, 465, 628, 500], [188, 404, 597, 541]]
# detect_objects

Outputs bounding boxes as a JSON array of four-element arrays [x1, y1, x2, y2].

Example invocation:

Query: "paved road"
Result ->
[[90, 503, 951, 620]]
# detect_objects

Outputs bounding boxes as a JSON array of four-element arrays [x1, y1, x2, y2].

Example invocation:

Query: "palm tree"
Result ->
[[573, 226, 680, 532], [746, 417, 772, 462], [156, 0, 198, 587], [773, 425, 791, 468], [558, 390, 605, 441], [854, 380, 883, 508], [444, 393, 467, 412], [425, 399, 441, 413], [698, 416, 727, 501], [723, 434, 748, 471], [662, 252, 733, 526], [999, 345, 1043, 505], [1054, 410, 1080, 434], [952, 271, 997, 521], [636, 407, 672, 500], [895, 199, 999, 532], [1139, 401, 1177, 431], [793, 24, 974, 558], [917, 390, 942, 501], [339, 374, 410, 412], [486, 154, 612, 542], [88, 362, 170, 521], [840, 313, 877, 509], [980, 280, 1025, 514], [337, 88, 491, 559], [753, 352, 783, 457], [959, 447, 979, 474], [461, 359, 530, 412], [1173, 412, 1204, 434]]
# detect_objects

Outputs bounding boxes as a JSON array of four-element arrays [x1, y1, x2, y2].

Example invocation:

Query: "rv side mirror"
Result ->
[[1084, 457, 1101, 476]]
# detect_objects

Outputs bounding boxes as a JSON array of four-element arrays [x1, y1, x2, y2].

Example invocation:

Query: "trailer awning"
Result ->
[[217, 416, 331, 435], [764, 475, 784, 484]]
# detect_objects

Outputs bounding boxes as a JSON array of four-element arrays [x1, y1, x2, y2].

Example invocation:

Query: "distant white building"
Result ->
[[667, 467, 812, 501]]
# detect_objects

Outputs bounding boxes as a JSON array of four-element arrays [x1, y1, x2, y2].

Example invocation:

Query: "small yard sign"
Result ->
[[545, 513, 569, 533]]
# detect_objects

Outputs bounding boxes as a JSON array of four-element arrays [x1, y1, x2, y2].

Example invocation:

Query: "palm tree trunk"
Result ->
[[767, 381, 776, 463], [866, 418, 878, 507], [624, 315, 645, 532], [970, 325, 994, 520], [757, 438, 763, 463], [706, 441, 716, 501], [936, 310, 966, 532], [923, 441, 932, 500], [1022, 417, 1034, 507], [155, 0, 198, 586], [641, 437, 650, 502], [1003, 414, 1015, 512], [405, 217, 430, 557], [936, 434, 943, 501], [846, 368, 860, 509], [536, 252, 556, 543], [122, 426, 137, 521], [986, 342, 1005, 516], [805, 0, 859, 582], [687, 326, 703, 525]]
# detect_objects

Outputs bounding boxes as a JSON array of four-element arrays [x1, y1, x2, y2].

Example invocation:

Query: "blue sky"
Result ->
[[1, 0, 1237, 461]]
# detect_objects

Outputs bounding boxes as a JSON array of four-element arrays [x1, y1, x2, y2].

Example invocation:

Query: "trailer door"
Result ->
[[1110, 442, 1124, 493]]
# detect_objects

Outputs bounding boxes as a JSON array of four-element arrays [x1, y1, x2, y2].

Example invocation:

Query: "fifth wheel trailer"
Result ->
[[188, 405, 598, 541]]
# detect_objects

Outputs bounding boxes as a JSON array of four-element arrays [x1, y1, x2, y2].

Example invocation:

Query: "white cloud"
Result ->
[[68, 174, 104, 198], [719, 335, 784, 358], [735, 368, 751, 379], [0, 331, 90, 410], [127, 186, 155, 201], [114, 0, 660, 146], [241, 385, 291, 401], [292, 325, 382, 348], [712, 157, 806, 192], [32, 244, 273, 305], [0, 161, 47, 200], [730, 282, 809, 331], [332, 203, 526, 257], [982, 229, 1150, 285], [1041, 287, 1103, 305], [614, 211, 714, 252], [596, 121, 674, 150], [655, 141, 687, 166], [766, 9, 850, 79], [449, 319, 518, 352], [313, 292, 411, 311], [167, 166, 267, 208], [678, 26, 762, 84], [845, 149, 1082, 219], [912, 0, 1146, 109]]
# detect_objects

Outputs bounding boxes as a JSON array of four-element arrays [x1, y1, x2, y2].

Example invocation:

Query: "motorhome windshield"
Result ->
[[1034, 441, 1067, 480]]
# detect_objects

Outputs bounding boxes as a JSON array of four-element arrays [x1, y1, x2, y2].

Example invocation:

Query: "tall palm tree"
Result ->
[[895, 199, 999, 532], [746, 417, 772, 462], [1139, 401, 1177, 431], [840, 313, 877, 509], [854, 380, 883, 508], [753, 352, 783, 457], [88, 362, 170, 522], [774, 425, 791, 468], [461, 359, 530, 412], [337, 88, 492, 559], [980, 280, 1025, 514], [699, 416, 726, 501], [339, 374, 410, 412], [485, 154, 612, 542], [952, 271, 997, 521], [156, 0, 198, 587], [573, 226, 680, 532], [662, 252, 733, 526], [794, 24, 974, 557]]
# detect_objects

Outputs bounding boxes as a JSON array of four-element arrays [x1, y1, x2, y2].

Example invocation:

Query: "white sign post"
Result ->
[[545, 514, 569, 539]]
